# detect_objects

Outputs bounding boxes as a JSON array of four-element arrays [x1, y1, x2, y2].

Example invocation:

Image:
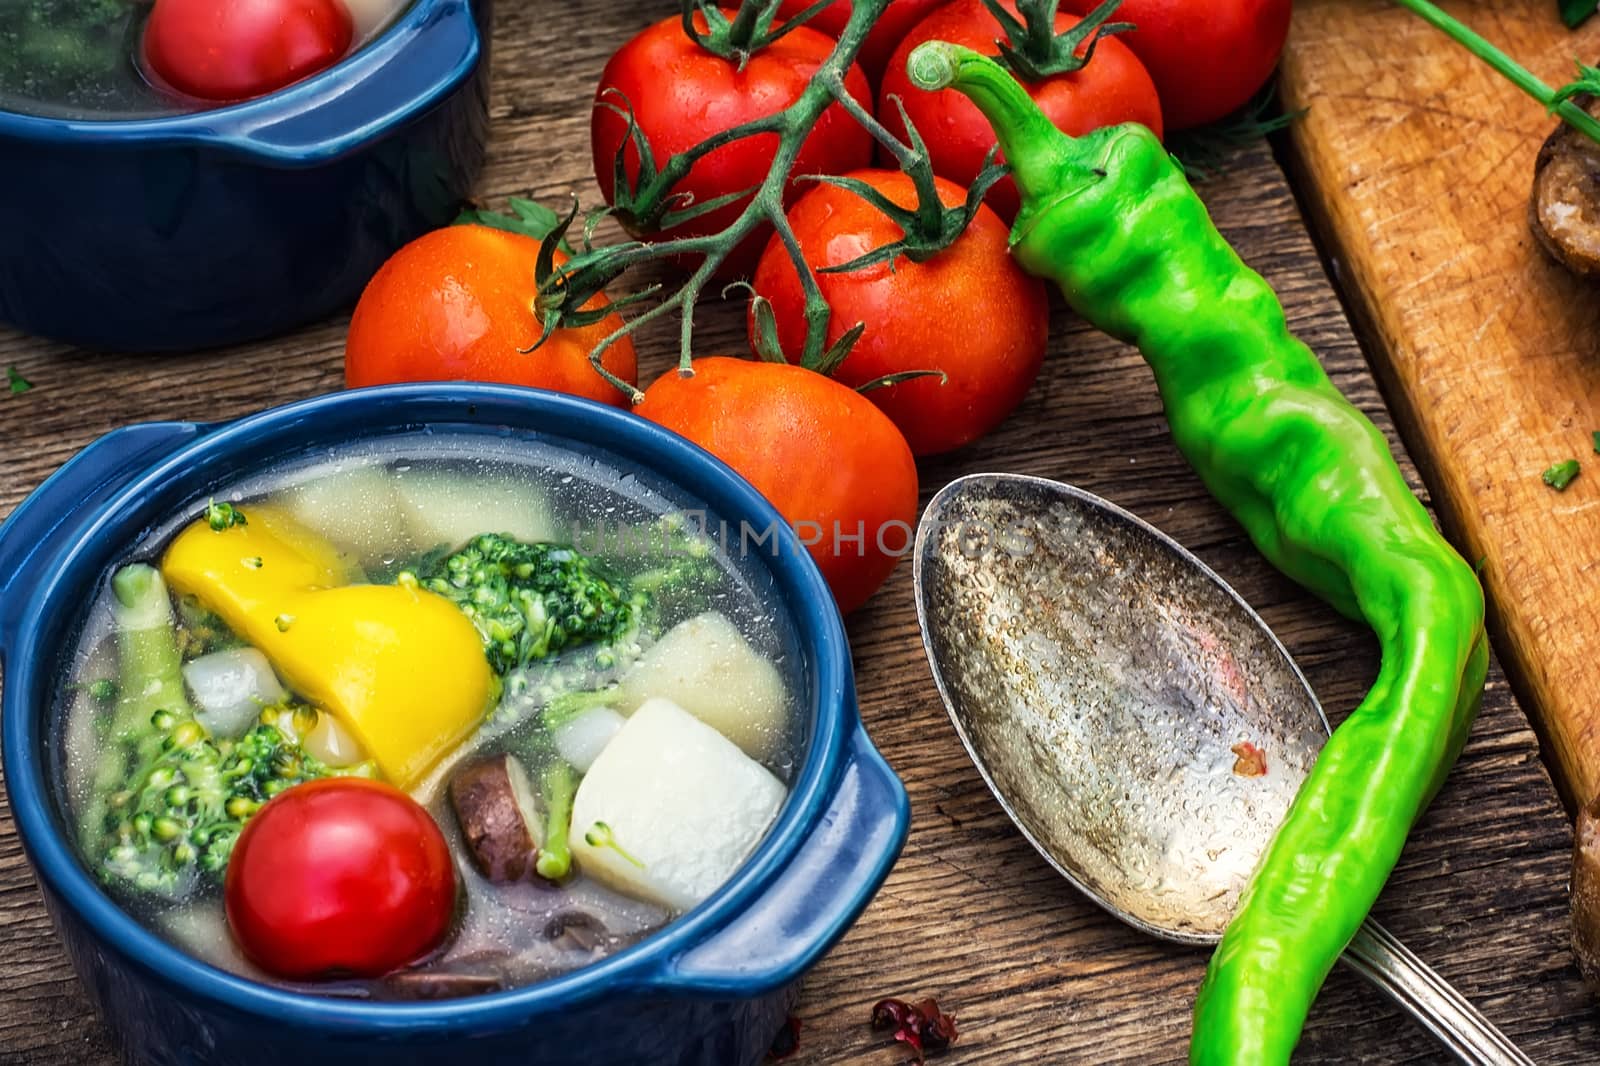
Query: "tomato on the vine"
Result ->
[[636, 357, 918, 615], [142, 0, 354, 102], [591, 11, 874, 278], [344, 224, 637, 407], [775, 0, 948, 87], [224, 779, 457, 980], [880, 0, 1162, 222], [750, 169, 1049, 456], [1060, 0, 1292, 130]]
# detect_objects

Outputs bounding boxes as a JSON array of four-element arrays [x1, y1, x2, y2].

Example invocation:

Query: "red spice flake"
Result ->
[[871, 997, 959, 1062], [1231, 742, 1268, 778], [767, 1015, 802, 1060]]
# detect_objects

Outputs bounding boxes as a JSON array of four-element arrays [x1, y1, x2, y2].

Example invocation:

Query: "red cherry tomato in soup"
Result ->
[[775, 0, 948, 86], [1060, 0, 1292, 130], [224, 778, 456, 980], [591, 10, 873, 278], [880, 0, 1162, 221], [143, 0, 355, 103]]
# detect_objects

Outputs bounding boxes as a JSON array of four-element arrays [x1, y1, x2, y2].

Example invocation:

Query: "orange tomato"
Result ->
[[636, 357, 918, 615], [345, 225, 637, 406]]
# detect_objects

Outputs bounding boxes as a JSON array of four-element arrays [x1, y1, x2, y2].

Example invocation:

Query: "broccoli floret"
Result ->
[[408, 528, 719, 676], [86, 565, 372, 898], [98, 706, 374, 896], [404, 529, 719, 734], [408, 535, 648, 676]]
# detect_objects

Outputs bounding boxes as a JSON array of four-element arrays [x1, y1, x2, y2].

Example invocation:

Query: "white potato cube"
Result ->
[[278, 465, 408, 563], [394, 469, 558, 552], [571, 698, 786, 911], [616, 611, 789, 761]]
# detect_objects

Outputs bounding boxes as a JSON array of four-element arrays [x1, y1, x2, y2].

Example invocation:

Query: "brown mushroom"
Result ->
[[1571, 798, 1600, 989], [449, 753, 547, 884], [1531, 93, 1600, 280]]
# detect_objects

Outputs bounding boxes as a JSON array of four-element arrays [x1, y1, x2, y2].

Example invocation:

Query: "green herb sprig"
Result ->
[[1394, 0, 1600, 145]]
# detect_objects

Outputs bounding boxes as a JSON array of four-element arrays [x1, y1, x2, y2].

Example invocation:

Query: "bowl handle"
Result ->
[[0, 422, 204, 653], [224, 0, 482, 165], [650, 723, 910, 997]]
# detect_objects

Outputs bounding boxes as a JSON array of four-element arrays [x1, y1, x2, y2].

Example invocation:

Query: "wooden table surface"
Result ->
[[2, 3, 1598, 1063]]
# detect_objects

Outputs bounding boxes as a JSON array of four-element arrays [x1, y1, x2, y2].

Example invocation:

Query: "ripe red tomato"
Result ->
[[635, 358, 918, 615], [775, 0, 948, 87], [591, 11, 874, 278], [881, 0, 1162, 222], [142, 0, 354, 103], [750, 169, 1048, 456], [224, 779, 456, 980], [1060, 0, 1292, 130], [345, 224, 637, 407]]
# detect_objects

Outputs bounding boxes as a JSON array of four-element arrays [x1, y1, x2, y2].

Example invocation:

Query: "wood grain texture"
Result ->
[[1280, 1, 1600, 809], [0, 2, 1597, 1061]]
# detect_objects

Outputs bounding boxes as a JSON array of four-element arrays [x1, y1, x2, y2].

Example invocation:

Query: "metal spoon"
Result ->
[[912, 472, 1533, 1066]]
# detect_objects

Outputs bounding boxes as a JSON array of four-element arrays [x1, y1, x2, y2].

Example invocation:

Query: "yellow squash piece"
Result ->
[[161, 506, 493, 788]]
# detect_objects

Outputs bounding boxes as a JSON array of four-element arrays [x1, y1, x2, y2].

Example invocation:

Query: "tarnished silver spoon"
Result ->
[[912, 473, 1532, 1066]]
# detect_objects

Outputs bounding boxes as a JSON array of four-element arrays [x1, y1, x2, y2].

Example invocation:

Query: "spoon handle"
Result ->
[[1342, 919, 1535, 1065]]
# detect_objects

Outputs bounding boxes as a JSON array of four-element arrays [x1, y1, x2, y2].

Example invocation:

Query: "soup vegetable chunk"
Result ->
[[63, 445, 801, 995]]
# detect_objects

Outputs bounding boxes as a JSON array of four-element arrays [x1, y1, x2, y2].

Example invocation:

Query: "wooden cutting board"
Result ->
[[1280, 0, 1600, 808]]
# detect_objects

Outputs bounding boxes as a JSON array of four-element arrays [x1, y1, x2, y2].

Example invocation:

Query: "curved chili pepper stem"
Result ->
[[908, 42, 1102, 210], [921, 45, 1489, 1065], [1390, 0, 1600, 146]]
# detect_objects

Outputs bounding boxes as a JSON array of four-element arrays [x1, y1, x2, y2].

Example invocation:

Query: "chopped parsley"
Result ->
[[1543, 459, 1581, 491]]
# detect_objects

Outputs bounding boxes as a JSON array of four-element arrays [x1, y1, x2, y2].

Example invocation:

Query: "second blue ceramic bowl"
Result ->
[[0, 384, 909, 1066], [0, 0, 492, 352]]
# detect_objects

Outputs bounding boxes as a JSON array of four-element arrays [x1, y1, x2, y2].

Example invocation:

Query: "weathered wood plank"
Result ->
[[0, 2, 1595, 1062], [1280, 0, 1600, 810]]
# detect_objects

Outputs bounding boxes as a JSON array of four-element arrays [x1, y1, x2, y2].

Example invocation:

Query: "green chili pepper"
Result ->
[[907, 43, 1489, 1065]]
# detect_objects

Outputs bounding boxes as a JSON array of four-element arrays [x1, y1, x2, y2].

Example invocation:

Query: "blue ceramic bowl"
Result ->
[[0, 0, 492, 352], [0, 384, 909, 1066]]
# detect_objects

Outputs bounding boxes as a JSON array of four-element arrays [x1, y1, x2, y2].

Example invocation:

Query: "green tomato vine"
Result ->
[[521, 0, 1072, 403]]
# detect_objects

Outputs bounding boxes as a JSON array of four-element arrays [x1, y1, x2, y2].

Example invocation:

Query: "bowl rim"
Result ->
[[0, 0, 477, 147], [2, 383, 857, 1031]]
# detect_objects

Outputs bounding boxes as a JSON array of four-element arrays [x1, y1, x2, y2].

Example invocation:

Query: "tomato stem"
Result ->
[[683, 0, 834, 63], [982, 0, 1133, 83], [1391, 0, 1600, 145]]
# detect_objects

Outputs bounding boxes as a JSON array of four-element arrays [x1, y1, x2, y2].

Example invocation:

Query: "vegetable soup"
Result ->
[[55, 434, 805, 998]]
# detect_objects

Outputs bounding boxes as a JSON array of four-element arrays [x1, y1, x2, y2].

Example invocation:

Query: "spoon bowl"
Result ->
[[913, 472, 1324, 943], [912, 472, 1532, 1065]]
